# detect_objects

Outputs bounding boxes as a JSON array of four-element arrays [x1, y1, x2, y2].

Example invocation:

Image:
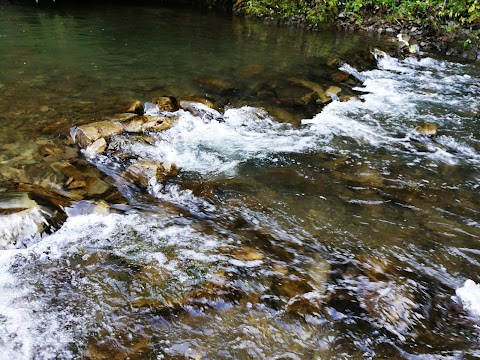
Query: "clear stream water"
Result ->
[[1, 4, 480, 359]]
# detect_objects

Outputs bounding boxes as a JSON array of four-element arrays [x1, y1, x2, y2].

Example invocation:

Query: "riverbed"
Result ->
[[1, 3, 480, 359]]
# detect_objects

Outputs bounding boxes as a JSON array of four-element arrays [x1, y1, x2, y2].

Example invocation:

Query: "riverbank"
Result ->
[[336, 14, 479, 60], [233, 0, 480, 60]]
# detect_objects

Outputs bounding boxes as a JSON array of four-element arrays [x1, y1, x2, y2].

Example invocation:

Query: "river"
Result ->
[[1, 3, 480, 359]]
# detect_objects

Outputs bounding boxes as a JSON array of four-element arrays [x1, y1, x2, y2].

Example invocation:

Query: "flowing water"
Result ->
[[1, 3, 480, 359]]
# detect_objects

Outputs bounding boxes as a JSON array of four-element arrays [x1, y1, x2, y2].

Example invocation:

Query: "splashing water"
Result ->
[[1, 24, 480, 359]]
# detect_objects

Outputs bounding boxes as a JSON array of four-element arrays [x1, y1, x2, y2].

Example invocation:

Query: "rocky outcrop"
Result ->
[[69, 96, 235, 192], [71, 112, 179, 158]]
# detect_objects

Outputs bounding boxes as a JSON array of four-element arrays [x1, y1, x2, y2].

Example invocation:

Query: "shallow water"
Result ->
[[1, 3, 480, 359]]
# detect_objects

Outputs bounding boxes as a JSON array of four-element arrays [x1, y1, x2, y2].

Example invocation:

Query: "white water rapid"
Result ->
[[1, 52, 479, 358]]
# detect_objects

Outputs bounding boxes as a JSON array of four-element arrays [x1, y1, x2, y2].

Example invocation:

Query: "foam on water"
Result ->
[[0, 209, 229, 357], [103, 53, 479, 178], [0, 250, 76, 359], [1, 51, 479, 357], [456, 279, 480, 319], [304, 54, 479, 165], [0, 184, 317, 357], [0, 207, 48, 250], [117, 107, 318, 175]]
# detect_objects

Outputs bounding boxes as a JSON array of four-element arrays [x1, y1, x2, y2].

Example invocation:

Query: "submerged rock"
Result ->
[[235, 64, 265, 78], [271, 274, 314, 299], [264, 106, 300, 124], [50, 160, 113, 198], [1, 165, 32, 184], [51, 161, 87, 181], [232, 246, 265, 261], [38, 143, 63, 157], [179, 180, 215, 199], [275, 81, 318, 107], [288, 78, 342, 105], [340, 256, 430, 341], [286, 78, 324, 100], [36, 142, 78, 164], [331, 71, 350, 83], [85, 338, 153, 360], [194, 76, 236, 95]]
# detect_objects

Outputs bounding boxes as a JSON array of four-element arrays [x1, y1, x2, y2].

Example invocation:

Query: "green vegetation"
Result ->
[[237, 0, 480, 26], [237, 0, 337, 22]]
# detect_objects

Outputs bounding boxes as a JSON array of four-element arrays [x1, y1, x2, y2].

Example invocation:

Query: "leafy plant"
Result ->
[[238, 0, 480, 25]]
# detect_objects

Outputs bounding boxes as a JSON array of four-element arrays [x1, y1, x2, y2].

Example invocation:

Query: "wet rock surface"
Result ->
[[416, 123, 439, 138], [124, 160, 179, 188]]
